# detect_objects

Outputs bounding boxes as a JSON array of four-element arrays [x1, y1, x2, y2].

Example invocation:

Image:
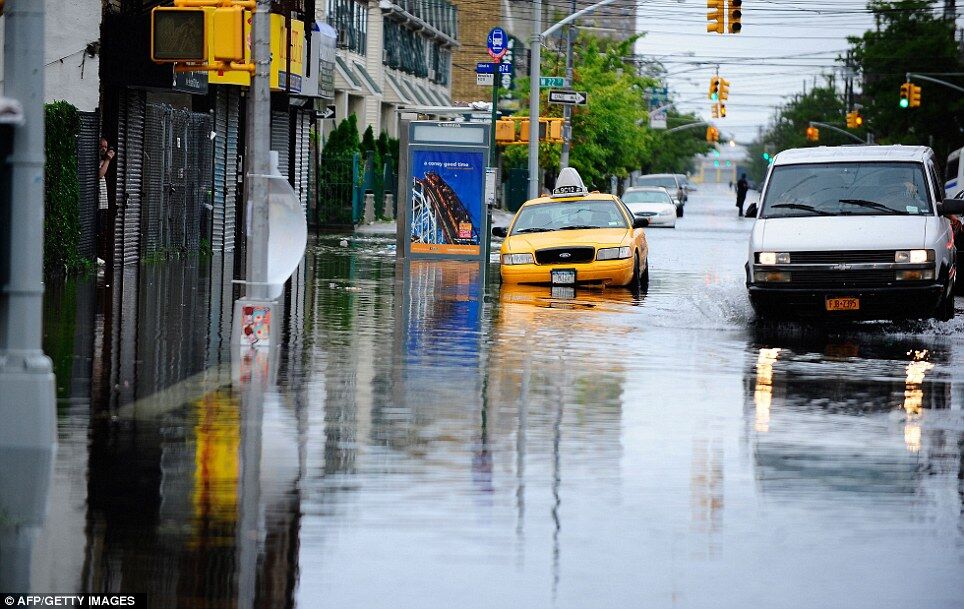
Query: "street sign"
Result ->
[[476, 62, 512, 74], [477, 73, 494, 86], [539, 76, 566, 88], [315, 105, 335, 120], [649, 108, 667, 130], [548, 89, 588, 106], [487, 27, 507, 60]]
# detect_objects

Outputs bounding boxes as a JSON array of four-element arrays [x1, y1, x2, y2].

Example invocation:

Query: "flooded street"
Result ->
[[27, 185, 964, 608]]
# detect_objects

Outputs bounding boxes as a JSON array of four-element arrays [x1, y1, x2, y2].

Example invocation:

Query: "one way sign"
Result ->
[[315, 105, 336, 120], [548, 89, 588, 106]]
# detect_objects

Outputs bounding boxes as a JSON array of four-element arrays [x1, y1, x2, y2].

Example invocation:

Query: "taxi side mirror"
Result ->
[[492, 226, 508, 238], [939, 199, 964, 216], [633, 217, 649, 228]]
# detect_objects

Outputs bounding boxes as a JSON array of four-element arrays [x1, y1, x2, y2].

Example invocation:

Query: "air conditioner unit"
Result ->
[[428, 68, 436, 80], [337, 29, 348, 47]]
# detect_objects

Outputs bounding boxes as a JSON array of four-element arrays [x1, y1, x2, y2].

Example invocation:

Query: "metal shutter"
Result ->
[[270, 110, 290, 180], [76, 111, 99, 260], [115, 90, 145, 266]]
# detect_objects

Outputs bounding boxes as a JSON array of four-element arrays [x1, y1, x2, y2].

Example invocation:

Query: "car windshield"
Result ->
[[510, 199, 628, 235], [636, 176, 677, 189], [622, 190, 673, 205], [760, 162, 933, 218]]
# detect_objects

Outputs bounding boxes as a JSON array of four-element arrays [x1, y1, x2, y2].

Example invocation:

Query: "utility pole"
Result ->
[[559, 0, 576, 169], [0, 0, 56, 592], [243, 0, 272, 302], [527, 0, 542, 199]]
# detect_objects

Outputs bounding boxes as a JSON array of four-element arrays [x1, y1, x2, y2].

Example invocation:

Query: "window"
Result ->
[[760, 162, 933, 218], [510, 200, 629, 235], [946, 156, 959, 182], [327, 0, 368, 55]]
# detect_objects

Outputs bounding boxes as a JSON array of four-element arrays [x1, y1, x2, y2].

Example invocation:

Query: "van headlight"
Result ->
[[502, 253, 534, 265], [895, 249, 933, 264], [596, 246, 631, 260], [757, 252, 790, 265]]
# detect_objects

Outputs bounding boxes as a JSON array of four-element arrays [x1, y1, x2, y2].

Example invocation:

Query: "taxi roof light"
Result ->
[[551, 167, 589, 198]]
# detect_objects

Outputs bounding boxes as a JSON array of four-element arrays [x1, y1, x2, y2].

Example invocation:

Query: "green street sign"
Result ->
[[540, 76, 566, 88]]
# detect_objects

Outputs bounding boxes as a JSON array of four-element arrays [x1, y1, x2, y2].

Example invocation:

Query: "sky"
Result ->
[[629, 0, 956, 143]]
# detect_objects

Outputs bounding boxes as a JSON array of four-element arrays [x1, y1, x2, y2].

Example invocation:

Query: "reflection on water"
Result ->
[[21, 231, 964, 608]]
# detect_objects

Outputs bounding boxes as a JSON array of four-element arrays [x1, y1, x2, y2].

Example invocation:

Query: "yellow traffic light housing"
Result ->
[[151, 7, 207, 63], [846, 111, 864, 128], [728, 0, 742, 34], [520, 119, 549, 143], [718, 78, 730, 101], [846, 111, 855, 129], [909, 84, 921, 108], [707, 0, 725, 34], [899, 82, 910, 108], [495, 119, 516, 144], [708, 76, 720, 101], [806, 126, 819, 142], [547, 118, 564, 143], [212, 6, 246, 62], [706, 126, 719, 143], [711, 104, 719, 119], [719, 103, 727, 118]]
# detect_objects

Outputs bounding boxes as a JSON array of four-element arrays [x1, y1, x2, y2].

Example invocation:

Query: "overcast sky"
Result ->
[[631, 0, 956, 143]]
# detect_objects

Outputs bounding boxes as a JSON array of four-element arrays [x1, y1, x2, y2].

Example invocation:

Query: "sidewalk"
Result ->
[[354, 208, 516, 236]]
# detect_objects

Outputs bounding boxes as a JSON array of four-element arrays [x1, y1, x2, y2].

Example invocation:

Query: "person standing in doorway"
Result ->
[[736, 173, 748, 217], [97, 137, 115, 263]]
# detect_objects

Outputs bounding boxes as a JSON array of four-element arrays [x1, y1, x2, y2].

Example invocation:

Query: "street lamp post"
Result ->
[[528, 0, 618, 198]]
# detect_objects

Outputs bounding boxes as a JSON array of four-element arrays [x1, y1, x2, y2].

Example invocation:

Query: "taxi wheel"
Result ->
[[640, 257, 650, 290]]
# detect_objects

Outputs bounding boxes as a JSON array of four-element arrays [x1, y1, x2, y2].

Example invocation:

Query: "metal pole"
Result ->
[[808, 121, 866, 144], [490, 61, 499, 161], [527, 0, 542, 199], [244, 0, 272, 300], [0, 0, 56, 590], [559, 0, 576, 169]]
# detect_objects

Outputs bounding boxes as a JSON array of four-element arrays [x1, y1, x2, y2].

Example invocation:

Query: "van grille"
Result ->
[[790, 250, 896, 264]]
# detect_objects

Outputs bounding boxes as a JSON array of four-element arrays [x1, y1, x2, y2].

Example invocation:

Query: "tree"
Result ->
[[848, 1, 964, 161]]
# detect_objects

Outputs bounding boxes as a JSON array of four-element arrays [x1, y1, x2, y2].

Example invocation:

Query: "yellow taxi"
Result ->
[[493, 168, 650, 289]]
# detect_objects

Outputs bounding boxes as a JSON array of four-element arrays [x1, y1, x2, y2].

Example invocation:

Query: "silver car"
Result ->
[[634, 173, 686, 217]]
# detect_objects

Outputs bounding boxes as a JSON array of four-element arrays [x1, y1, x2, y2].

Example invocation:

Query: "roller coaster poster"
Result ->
[[409, 150, 485, 256]]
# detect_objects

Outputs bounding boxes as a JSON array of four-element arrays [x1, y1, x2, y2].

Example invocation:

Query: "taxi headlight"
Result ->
[[895, 249, 932, 264], [502, 253, 534, 265], [757, 252, 790, 265], [596, 246, 631, 261]]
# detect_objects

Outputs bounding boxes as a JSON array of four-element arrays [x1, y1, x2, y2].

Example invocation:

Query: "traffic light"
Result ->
[[520, 119, 549, 142], [151, 7, 206, 63], [711, 104, 720, 119], [806, 126, 819, 142], [547, 118, 564, 143], [845, 111, 863, 129], [719, 103, 727, 118], [708, 76, 720, 101], [211, 6, 246, 62], [495, 119, 516, 144], [762, 152, 770, 161], [718, 78, 730, 101], [728, 0, 742, 34], [707, 0, 725, 34], [899, 82, 910, 108], [909, 84, 921, 108], [706, 126, 719, 143]]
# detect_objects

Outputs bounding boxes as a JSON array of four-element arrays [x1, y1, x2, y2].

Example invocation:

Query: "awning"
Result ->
[[384, 72, 413, 105], [400, 78, 429, 105], [353, 61, 383, 95], [334, 55, 362, 92]]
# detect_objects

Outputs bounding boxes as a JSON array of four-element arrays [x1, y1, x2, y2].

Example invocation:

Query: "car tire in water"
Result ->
[[640, 257, 650, 291], [676, 206, 684, 218], [938, 288, 955, 322]]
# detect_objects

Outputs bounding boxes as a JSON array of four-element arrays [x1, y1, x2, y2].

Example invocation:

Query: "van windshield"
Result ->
[[760, 162, 932, 218]]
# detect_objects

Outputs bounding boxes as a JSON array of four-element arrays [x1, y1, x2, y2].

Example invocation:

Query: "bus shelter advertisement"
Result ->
[[410, 150, 484, 256]]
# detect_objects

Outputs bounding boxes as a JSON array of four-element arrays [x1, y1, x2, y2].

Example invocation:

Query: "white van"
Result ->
[[746, 145, 963, 321], [945, 146, 963, 198]]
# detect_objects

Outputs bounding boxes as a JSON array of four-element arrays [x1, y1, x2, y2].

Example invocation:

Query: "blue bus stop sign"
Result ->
[[487, 27, 507, 60]]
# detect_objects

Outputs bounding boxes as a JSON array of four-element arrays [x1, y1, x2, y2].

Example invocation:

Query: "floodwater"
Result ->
[[6, 185, 964, 608]]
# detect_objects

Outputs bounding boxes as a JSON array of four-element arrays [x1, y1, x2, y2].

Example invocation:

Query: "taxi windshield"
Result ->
[[510, 199, 628, 235], [760, 161, 933, 218]]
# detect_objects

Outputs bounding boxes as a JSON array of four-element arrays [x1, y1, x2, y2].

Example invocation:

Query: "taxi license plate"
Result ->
[[826, 297, 860, 311], [551, 269, 576, 285]]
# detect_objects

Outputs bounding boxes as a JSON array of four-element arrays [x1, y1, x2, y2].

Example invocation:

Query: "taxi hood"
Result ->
[[505, 228, 632, 251], [753, 215, 932, 252]]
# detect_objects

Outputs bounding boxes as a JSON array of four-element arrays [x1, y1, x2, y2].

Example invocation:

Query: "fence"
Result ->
[[316, 151, 360, 229]]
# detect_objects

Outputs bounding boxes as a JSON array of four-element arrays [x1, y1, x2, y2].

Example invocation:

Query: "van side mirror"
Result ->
[[492, 226, 508, 238], [939, 199, 964, 216], [633, 217, 649, 228]]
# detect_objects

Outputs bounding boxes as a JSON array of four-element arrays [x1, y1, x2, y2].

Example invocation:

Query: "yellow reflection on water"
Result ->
[[754, 348, 781, 433], [902, 350, 932, 453], [192, 389, 241, 534]]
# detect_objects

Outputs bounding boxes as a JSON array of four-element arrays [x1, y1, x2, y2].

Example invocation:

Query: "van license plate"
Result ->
[[551, 269, 576, 285], [826, 297, 860, 311]]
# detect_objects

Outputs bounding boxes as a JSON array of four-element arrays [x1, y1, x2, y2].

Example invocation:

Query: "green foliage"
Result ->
[[44, 101, 89, 274], [317, 115, 361, 226], [505, 33, 710, 191], [848, 1, 964, 160]]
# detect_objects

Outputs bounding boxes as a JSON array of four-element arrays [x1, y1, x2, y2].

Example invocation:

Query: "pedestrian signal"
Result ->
[[728, 0, 742, 34], [495, 119, 516, 144], [211, 6, 246, 62], [547, 119, 564, 143], [707, 0, 725, 34], [151, 7, 206, 62], [909, 84, 921, 108], [899, 82, 910, 108]]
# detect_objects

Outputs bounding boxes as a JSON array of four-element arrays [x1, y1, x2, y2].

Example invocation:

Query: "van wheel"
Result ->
[[938, 289, 955, 322], [676, 206, 684, 218]]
